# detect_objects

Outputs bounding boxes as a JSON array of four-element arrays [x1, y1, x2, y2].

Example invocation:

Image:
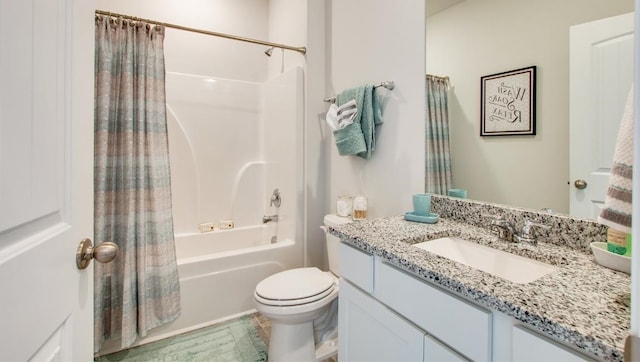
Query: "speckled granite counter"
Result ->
[[329, 215, 630, 361]]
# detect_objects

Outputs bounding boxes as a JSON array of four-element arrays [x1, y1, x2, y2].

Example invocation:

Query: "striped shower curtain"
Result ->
[[425, 75, 452, 195], [94, 15, 181, 352]]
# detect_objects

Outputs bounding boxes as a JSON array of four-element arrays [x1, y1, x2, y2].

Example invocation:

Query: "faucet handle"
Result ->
[[483, 214, 504, 223], [270, 188, 281, 208], [483, 214, 501, 234], [484, 214, 515, 241], [515, 219, 550, 245]]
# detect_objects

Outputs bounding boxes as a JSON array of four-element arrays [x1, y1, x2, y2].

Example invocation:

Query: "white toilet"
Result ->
[[254, 214, 351, 362]]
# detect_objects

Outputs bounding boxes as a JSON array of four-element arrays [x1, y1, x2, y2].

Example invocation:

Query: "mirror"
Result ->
[[425, 0, 634, 218]]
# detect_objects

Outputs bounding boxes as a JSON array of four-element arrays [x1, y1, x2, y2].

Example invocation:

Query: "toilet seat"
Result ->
[[255, 267, 336, 307]]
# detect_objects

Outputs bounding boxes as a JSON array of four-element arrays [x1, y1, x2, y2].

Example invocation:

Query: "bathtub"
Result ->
[[98, 224, 299, 355]]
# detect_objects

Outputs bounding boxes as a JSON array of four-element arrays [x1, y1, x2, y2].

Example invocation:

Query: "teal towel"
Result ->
[[333, 122, 367, 156], [336, 84, 383, 159]]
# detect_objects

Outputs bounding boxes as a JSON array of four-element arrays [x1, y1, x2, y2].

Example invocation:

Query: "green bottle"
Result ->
[[607, 228, 631, 256], [625, 233, 632, 257]]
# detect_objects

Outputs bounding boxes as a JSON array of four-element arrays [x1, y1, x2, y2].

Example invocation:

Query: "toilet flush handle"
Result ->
[[320, 226, 327, 233]]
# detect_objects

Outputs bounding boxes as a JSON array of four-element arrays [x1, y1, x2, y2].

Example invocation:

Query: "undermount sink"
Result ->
[[413, 237, 558, 284]]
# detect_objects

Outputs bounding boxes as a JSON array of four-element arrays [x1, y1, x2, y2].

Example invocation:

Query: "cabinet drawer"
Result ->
[[512, 326, 592, 361], [375, 260, 491, 361], [339, 242, 374, 293]]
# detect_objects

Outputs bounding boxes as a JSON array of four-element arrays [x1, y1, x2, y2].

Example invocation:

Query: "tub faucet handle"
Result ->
[[270, 188, 281, 208]]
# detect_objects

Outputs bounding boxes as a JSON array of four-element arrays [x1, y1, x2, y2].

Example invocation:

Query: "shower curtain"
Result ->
[[94, 15, 181, 352], [425, 75, 452, 195]]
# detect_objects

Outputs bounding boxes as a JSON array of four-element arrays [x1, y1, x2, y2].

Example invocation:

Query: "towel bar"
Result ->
[[323, 81, 395, 103]]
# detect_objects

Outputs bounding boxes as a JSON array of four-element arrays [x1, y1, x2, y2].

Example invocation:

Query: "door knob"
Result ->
[[76, 238, 119, 270], [574, 179, 588, 190]]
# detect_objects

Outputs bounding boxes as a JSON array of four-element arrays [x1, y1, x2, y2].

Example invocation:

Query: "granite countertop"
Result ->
[[329, 216, 631, 362]]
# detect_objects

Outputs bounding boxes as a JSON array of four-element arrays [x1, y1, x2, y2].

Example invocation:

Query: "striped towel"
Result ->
[[336, 100, 357, 128], [598, 87, 634, 233], [325, 100, 357, 130]]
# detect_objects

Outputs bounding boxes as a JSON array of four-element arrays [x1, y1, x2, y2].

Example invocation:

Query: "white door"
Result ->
[[569, 12, 634, 219], [0, 0, 95, 361]]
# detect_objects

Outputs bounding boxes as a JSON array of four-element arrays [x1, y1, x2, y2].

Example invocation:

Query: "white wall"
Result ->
[[327, 0, 426, 219], [426, 0, 633, 213], [96, 0, 269, 81]]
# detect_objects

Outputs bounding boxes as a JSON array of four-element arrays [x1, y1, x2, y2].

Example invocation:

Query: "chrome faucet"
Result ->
[[262, 214, 279, 223], [489, 215, 515, 242], [488, 215, 550, 245], [513, 219, 550, 246]]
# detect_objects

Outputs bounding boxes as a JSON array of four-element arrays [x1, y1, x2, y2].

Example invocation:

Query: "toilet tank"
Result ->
[[323, 214, 352, 276]]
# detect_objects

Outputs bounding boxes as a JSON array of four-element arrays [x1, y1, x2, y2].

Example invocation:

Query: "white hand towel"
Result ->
[[336, 99, 357, 128], [325, 104, 340, 130], [598, 86, 633, 233]]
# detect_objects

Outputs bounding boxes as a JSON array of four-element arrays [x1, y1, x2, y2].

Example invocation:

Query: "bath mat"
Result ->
[[96, 314, 268, 362]]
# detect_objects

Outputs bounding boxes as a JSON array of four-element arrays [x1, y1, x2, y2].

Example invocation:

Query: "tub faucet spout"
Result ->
[[263, 214, 279, 223]]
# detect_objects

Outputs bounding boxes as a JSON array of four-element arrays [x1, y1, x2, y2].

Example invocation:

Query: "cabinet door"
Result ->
[[339, 242, 374, 293], [339, 280, 424, 362], [424, 335, 469, 361], [512, 326, 593, 361], [375, 260, 491, 361]]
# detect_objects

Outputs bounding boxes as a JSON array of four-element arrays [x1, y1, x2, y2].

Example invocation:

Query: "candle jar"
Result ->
[[352, 195, 368, 220], [336, 195, 352, 217]]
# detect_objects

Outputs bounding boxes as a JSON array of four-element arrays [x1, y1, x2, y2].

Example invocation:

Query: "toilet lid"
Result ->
[[255, 267, 335, 306]]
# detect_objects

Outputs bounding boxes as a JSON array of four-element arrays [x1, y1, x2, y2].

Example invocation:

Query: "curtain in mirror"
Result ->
[[94, 15, 181, 352], [425, 75, 452, 194]]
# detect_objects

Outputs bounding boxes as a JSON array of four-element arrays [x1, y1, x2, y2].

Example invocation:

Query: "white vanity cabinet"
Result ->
[[339, 279, 424, 361], [339, 241, 374, 293], [338, 241, 597, 362], [424, 335, 468, 361], [511, 326, 593, 361], [375, 259, 490, 361], [338, 243, 469, 361]]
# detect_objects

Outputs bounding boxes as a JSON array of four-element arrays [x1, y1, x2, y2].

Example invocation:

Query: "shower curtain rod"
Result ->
[[95, 10, 307, 55]]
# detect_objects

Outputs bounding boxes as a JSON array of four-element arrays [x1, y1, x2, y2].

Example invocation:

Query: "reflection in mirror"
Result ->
[[425, 0, 634, 219]]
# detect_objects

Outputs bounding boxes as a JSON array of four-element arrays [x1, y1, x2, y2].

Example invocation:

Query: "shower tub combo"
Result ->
[[148, 226, 297, 342], [98, 68, 304, 355]]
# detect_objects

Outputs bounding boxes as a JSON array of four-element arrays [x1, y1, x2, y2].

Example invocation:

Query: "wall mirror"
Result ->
[[425, 0, 634, 219]]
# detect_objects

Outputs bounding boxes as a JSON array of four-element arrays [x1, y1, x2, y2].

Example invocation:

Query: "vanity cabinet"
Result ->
[[338, 242, 596, 362], [339, 242, 374, 293], [375, 259, 490, 361], [424, 335, 468, 362], [339, 243, 469, 361], [511, 326, 592, 361], [339, 279, 424, 361]]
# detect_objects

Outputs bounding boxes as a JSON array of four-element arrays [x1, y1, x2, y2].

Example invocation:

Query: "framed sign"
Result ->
[[480, 66, 536, 136]]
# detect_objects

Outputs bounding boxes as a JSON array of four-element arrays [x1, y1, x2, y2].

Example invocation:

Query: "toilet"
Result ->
[[254, 214, 351, 362]]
